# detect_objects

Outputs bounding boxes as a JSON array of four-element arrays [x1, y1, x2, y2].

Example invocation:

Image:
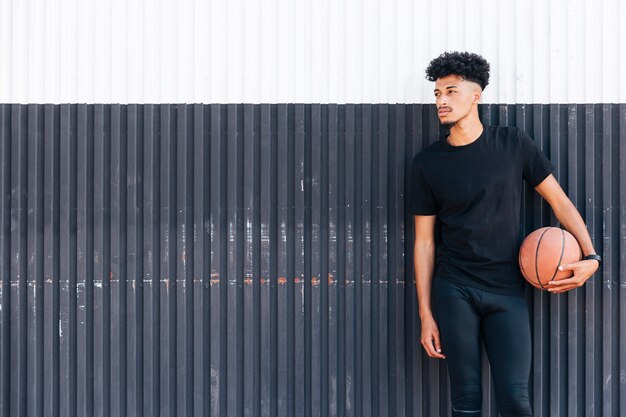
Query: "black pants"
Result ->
[[432, 278, 533, 417]]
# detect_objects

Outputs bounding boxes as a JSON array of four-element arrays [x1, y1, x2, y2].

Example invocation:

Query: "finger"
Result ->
[[432, 334, 446, 359], [548, 283, 583, 293], [421, 338, 433, 357], [429, 337, 446, 359], [422, 338, 437, 357], [433, 333, 442, 353], [548, 281, 585, 293], [558, 263, 576, 272], [548, 276, 580, 286], [422, 336, 445, 359]]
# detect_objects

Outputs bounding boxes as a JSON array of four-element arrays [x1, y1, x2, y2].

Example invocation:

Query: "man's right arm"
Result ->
[[414, 214, 445, 359]]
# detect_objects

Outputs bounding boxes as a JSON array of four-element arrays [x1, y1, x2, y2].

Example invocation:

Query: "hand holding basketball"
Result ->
[[545, 260, 599, 293]]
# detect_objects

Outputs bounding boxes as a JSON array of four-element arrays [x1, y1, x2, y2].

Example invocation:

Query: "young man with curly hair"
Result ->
[[411, 51, 600, 417]]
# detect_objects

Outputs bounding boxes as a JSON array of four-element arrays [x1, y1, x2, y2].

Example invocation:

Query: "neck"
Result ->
[[447, 110, 483, 146]]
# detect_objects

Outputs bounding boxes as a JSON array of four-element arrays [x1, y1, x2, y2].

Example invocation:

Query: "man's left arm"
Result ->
[[534, 174, 600, 293]]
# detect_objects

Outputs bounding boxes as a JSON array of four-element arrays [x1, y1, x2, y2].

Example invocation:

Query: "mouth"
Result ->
[[438, 108, 452, 116]]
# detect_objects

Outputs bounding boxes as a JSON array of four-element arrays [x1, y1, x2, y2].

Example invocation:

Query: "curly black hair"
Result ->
[[425, 51, 490, 90]]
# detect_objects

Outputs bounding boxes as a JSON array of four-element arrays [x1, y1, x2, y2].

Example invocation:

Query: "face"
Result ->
[[434, 74, 481, 127]]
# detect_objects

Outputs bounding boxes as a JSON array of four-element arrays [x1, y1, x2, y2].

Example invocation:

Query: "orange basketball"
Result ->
[[519, 227, 582, 290]]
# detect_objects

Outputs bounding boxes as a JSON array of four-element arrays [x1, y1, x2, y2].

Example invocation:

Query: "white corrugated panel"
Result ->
[[0, 0, 624, 104]]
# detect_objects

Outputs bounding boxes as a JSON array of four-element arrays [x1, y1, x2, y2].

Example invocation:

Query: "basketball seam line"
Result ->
[[534, 227, 551, 290], [548, 228, 566, 285]]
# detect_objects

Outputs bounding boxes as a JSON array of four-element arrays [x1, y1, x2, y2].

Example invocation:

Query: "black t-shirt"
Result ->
[[410, 125, 556, 295]]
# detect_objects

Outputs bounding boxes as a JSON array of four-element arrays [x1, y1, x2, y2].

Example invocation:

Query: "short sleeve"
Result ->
[[410, 156, 438, 215], [520, 130, 555, 187]]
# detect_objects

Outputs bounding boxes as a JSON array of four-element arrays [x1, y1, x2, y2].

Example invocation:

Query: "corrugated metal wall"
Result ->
[[0, 103, 623, 417]]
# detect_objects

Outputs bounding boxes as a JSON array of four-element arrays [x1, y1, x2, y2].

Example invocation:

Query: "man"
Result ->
[[411, 51, 600, 417]]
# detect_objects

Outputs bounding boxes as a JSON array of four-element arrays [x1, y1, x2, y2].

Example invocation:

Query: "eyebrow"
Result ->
[[434, 85, 459, 92]]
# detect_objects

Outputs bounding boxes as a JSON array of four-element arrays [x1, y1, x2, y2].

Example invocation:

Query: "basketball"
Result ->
[[518, 227, 583, 290]]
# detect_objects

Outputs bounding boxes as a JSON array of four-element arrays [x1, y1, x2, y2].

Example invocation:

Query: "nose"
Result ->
[[436, 95, 447, 107]]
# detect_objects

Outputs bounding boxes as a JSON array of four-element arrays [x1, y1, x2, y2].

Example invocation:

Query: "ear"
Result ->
[[473, 89, 482, 104]]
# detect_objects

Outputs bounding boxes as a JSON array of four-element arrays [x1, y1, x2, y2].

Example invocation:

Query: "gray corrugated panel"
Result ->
[[76, 103, 93, 417], [614, 104, 626, 414], [583, 103, 601, 417], [95, 104, 111, 417], [111, 104, 128, 417], [43, 104, 61, 417], [0, 104, 624, 417], [549, 103, 566, 417], [564, 104, 584, 417], [601, 104, 619, 417]]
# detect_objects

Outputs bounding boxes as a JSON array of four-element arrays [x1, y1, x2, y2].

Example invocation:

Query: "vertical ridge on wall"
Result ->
[[619, 103, 626, 417], [582, 103, 599, 417], [0, 104, 623, 417], [601, 104, 620, 417]]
